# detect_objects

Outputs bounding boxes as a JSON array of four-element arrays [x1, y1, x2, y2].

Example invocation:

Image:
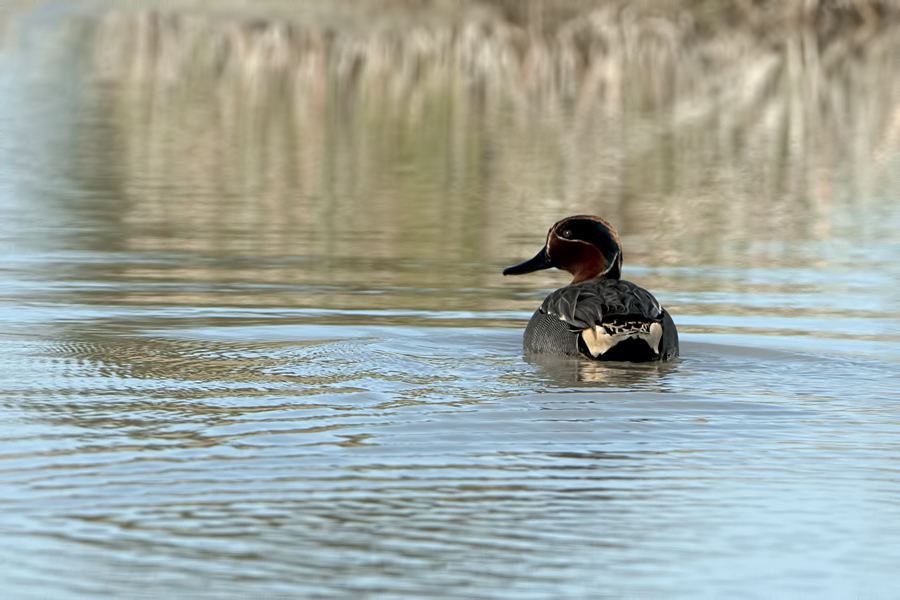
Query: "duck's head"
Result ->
[[503, 215, 623, 283]]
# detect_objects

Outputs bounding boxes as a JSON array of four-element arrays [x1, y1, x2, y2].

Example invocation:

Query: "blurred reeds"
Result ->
[[72, 0, 900, 299]]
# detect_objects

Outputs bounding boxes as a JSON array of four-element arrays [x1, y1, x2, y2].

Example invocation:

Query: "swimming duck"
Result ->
[[504, 215, 678, 362]]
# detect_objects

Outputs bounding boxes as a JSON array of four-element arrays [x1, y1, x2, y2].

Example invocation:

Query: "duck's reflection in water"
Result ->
[[526, 352, 680, 389]]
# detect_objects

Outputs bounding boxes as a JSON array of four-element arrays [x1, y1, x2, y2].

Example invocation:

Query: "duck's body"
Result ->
[[504, 215, 678, 362], [522, 278, 679, 361]]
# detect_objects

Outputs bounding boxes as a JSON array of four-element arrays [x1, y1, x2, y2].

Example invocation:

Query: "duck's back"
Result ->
[[523, 278, 678, 362]]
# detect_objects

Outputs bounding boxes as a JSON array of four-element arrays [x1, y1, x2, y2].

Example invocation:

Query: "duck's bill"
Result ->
[[503, 247, 553, 275]]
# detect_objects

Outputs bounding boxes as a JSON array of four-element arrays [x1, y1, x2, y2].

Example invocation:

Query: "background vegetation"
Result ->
[[34, 0, 900, 309]]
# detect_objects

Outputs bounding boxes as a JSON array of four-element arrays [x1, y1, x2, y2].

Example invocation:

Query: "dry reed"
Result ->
[[66, 0, 900, 302]]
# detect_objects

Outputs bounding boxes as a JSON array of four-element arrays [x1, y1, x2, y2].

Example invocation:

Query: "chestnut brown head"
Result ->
[[503, 215, 623, 283]]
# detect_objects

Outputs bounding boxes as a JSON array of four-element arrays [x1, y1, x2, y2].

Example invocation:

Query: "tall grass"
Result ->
[[76, 0, 900, 288]]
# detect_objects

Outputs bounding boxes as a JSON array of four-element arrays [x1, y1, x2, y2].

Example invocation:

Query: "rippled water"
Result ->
[[2, 3, 900, 598]]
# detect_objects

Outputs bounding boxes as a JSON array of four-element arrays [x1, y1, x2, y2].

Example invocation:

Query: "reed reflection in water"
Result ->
[[84, 2, 900, 288], [0, 2, 899, 598]]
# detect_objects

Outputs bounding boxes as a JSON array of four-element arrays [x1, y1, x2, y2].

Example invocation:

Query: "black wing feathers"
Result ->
[[539, 279, 664, 330]]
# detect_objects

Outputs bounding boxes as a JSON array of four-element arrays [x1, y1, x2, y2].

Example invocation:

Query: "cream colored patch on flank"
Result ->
[[580, 322, 663, 358]]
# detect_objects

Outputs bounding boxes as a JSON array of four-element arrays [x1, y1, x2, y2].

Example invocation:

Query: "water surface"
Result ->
[[1, 3, 899, 598]]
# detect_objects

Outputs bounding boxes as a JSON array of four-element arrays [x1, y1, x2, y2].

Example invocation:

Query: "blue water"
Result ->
[[1, 4, 899, 598]]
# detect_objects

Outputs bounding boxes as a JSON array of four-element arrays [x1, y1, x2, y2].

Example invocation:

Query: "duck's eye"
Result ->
[[560, 229, 573, 239]]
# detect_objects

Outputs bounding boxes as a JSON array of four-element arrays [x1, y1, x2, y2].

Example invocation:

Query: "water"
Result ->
[[1, 3, 900, 597]]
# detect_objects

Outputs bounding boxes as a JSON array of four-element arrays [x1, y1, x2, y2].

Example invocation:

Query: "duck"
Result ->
[[503, 215, 678, 362]]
